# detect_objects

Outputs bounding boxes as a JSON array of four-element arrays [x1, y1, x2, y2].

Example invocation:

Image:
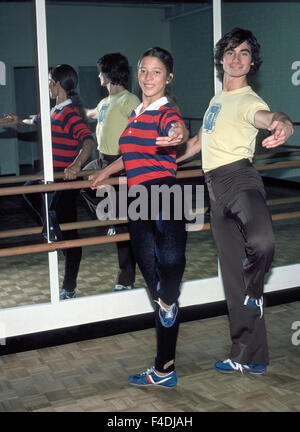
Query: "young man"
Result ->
[[83, 53, 140, 292], [176, 28, 294, 374]]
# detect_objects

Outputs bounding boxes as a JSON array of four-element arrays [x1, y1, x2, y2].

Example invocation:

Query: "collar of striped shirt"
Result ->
[[135, 96, 168, 116], [50, 98, 72, 114]]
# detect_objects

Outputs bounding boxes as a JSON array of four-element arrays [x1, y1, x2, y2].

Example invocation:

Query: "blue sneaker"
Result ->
[[214, 359, 267, 374], [154, 298, 178, 328], [128, 366, 177, 387], [113, 284, 133, 292], [244, 295, 263, 318], [59, 289, 76, 300]]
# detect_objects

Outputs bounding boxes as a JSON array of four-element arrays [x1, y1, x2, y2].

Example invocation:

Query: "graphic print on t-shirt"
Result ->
[[98, 104, 109, 124], [203, 103, 221, 133]]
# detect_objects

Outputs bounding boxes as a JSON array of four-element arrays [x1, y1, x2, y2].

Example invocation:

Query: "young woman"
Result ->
[[90, 47, 189, 388], [0, 64, 95, 300]]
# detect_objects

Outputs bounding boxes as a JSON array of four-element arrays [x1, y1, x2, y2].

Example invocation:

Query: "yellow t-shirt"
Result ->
[[202, 86, 269, 172], [96, 90, 140, 155]]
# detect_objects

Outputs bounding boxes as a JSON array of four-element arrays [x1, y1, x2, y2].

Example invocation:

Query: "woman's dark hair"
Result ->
[[97, 53, 130, 88], [138, 46, 178, 108], [50, 64, 86, 121], [138, 46, 174, 75], [215, 28, 262, 79]]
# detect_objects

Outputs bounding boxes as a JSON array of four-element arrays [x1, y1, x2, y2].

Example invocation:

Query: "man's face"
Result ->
[[98, 71, 109, 86], [221, 40, 254, 78]]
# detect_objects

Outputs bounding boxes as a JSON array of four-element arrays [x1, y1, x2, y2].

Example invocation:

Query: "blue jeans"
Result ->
[[23, 178, 82, 292], [128, 178, 187, 372]]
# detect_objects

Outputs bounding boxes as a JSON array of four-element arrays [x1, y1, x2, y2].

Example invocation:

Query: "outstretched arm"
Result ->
[[0, 113, 36, 126], [89, 156, 125, 189], [254, 111, 294, 148], [155, 121, 189, 147], [85, 107, 98, 121], [176, 126, 202, 164]]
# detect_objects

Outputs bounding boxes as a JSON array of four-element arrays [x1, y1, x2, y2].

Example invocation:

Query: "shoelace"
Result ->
[[107, 227, 116, 236], [224, 359, 249, 374], [154, 298, 175, 318], [256, 297, 263, 319], [244, 295, 264, 319]]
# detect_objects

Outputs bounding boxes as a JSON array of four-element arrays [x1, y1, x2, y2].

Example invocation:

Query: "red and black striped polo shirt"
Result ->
[[35, 100, 93, 168], [119, 99, 184, 187]]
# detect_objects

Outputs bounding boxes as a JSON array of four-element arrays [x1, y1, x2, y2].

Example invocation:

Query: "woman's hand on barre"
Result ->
[[89, 156, 124, 189], [64, 162, 81, 180], [89, 170, 108, 190]]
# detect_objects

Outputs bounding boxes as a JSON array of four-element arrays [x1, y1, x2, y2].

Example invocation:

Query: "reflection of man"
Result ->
[[177, 28, 294, 374], [83, 53, 140, 292]]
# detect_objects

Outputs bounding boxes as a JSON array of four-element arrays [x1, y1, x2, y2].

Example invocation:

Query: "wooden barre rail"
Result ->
[[272, 211, 300, 221], [0, 177, 113, 197], [0, 232, 130, 258], [1, 160, 300, 197], [1, 159, 300, 198], [0, 169, 203, 196], [1, 196, 300, 240], [0, 159, 299, 257], [255, 150, 300, 160], [255, 160, 300, 171], [266, 196, 300, 206], [0, 219, 128, 239], [0, 169, 97, 185], [0, 211, 299, 258], [0, 142, 299, 185]]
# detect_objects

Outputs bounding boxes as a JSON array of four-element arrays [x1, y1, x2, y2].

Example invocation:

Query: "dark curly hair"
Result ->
[[97, 53, 130, 88], [215, 28, 262, 79]]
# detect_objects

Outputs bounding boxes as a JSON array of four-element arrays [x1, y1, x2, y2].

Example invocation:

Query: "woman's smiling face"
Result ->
[[138, 56, 173, 103]]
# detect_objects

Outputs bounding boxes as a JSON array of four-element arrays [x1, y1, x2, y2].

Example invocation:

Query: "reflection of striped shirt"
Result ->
[[119, 97, 184, 187], [34, 99, 93, 168]]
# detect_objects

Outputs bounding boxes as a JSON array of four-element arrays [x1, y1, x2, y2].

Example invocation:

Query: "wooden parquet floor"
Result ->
[[0, 301, 300, 412]]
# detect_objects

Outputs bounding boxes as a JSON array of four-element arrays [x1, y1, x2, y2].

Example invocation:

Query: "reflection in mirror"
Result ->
[[273, 219, 300, 267], [65, 242, 144, 299], [271, 214, 300, 268], [58, 187, 218, 299], [0, 253, 50, 309], [0, 0, 51, 309], [0, 0, 218, 307], [56, 188, 143, 299], [63, 175, 218, 300], [58, 228, 219, 300], [184, 228, 218, 282], [255, 178, 300, 270], [0, 0, 39, 179], [37, 62, 96, 301], [0, 191, 50, 308]]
